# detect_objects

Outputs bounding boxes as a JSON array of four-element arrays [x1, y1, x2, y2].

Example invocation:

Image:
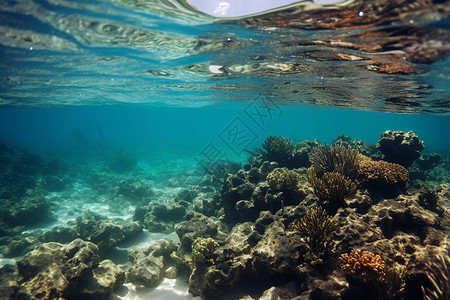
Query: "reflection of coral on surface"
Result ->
[[339, 249, 385, 280]]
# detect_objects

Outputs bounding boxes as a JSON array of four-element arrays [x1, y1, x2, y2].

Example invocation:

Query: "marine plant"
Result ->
[[309, 143, 360, 179], [358, 160, 408, 185], [192, 237, 219, 263], [307, 167, 355, 211], [294, 206, 339, 265], [422, 254, 450, 300], [266, 169, 301, 191], [252, 135, 294, 167]]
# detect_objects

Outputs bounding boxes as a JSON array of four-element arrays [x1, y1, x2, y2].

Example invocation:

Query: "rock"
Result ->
[[82, 259, 126, 299], [416, 153, 441, 170], [3, 195, 51, 227], [376, 130, 424, 168], [15, 239, 101, 299], [175, 212, 228, 252], [221, 164, 310, 223], [256, 281, 303, 300], [126, 239, 178, 288], [43, 211, 143, 253], [127, 254, 165, 287], [0, 264, 18, 299], [134, 202, 186, 233], [295, 260, 349, 299]]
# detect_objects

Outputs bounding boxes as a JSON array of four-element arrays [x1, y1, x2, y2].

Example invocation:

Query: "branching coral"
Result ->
[[358, 160, 408, 185], [192, 237, 219, 262], [339, 249, 386, 281], [307, 167, 355, 208], [422, 254, 450, 300], [253, 135, 294, 167], [309, 143, 360, 179], [266, 169, 301, 191], [294, 206, 339, 265]]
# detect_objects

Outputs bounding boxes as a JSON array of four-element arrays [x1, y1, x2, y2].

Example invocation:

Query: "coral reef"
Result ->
[[376, 130, 425, 168], [250, 135, 295, 167], [43, 211, 143, 254], [358, 160, 409, 185], [0, 132, 447, 300], [307, 167, 355, 212], [339, 249, 385, 281], [266, 169, 301, 191], [192, 237, 219, 262], [295, 206, 339, 265], [309, 143, 360, 179]]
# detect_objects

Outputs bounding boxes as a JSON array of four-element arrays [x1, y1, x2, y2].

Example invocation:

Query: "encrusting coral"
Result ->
[[294, 206, 339, 265], [358, 160, 408, 185], [266, 169, 301, 191], [339, 249, 385, 281]]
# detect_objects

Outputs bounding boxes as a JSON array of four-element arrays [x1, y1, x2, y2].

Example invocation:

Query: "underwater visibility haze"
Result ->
[[0, 0, 450, 299]]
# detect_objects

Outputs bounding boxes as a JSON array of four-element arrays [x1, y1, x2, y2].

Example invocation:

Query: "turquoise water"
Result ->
[[0, 105, 449, 159], [1, 0, 450, 299]]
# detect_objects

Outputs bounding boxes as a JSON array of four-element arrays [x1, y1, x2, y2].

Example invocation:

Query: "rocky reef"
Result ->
[[0, 130, 448, 300]]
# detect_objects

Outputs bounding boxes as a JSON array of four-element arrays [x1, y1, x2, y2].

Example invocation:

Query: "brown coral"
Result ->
[[295, 206, 339, 265], [307, 167, 355, 206], [339, 249, 385, 280], [358, 160, 408, 185]]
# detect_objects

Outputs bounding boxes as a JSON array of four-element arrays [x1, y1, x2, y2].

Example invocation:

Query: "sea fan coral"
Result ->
[[252, 135, 294, 167], [422, 254, 450, 300], [294, 206, 339, 265], [339, 249, 386, 281], [309, 143, 360, 179], [358, 160, 408, 185]]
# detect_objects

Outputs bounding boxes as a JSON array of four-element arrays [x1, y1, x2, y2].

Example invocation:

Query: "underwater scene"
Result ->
[[0, 0, 450, 299]]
